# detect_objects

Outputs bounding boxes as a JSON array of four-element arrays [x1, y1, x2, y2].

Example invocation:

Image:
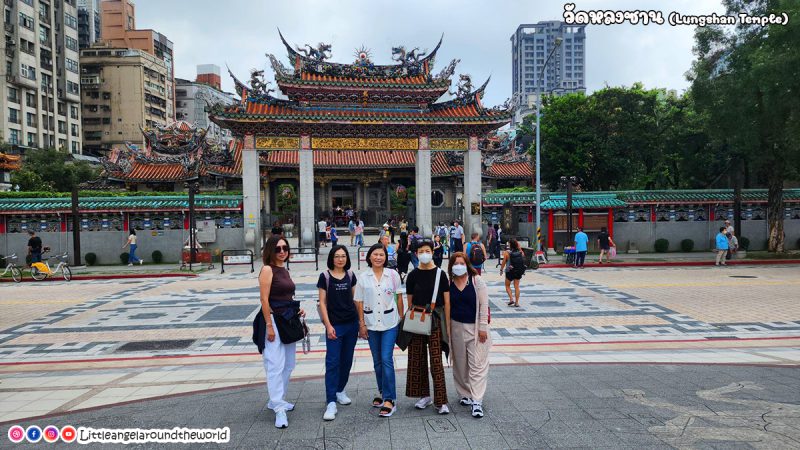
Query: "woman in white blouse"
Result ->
[[355, 243, 405, 417]]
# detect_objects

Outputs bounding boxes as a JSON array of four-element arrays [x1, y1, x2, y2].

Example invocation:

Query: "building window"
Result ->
[[58, 120, 66, 134], [67, 80, 80, 94], [8, 108, 20, 124], [58, 138, 65, 150], [65, 58, 79, 73], [7, 87, 19, 103], [65, 36, 78, 51], [26, 112, 35, 126], [20, 64, 36, 80], [71, 141, 79, 153], [71, 123, 78, 137], [8, 129, 19, 145], [431, 190, 445, 208], [70, 105, 78, 119], [18, 12, 34, 30], [64, 13, 78, 29], [26, 92, 37, 108], [27, 132, 36, 147]]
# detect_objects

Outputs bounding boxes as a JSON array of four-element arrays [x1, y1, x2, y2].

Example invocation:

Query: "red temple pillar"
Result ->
[[650, 206, 656, 222], [0, 215, 5, 234], [547, 209, 555, 249], [184, 214, 190, 230], [123, 213, 129, 232], [607, 208, 614, 237], [60, 214, 67, 232], [578, 208, 584, 228], [709, 205, 715, 222]]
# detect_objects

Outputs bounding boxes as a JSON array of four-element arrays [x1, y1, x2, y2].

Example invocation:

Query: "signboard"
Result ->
[[289, 253, 316, 263], [196, 219, 216, 243], [163, 217, 171, 228], [101, 218, 109, 229], [359, 248, 369, 261], [143, 218, 152, 229], [223, 254, 252, 264]]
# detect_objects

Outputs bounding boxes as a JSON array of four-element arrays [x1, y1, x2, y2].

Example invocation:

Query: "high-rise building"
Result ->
[[79, 44, 169, 156], [175, 65, 236, 143], [99, 0, 174, 121], [77, 0, 100, 49], [2, 0, 83, 154], [511, 21, 586, 123]]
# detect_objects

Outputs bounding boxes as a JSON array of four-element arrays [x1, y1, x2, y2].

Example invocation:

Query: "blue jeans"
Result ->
[[355, 234, 364, 246], [410, 253, 419, 269], [325, 320, 358, 404], [128, 244, 141, 263], [367, 325, 399, 401]]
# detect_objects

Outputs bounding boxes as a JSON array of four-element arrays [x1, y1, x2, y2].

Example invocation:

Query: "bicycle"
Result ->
[[1, 253, 22, 282], [30, 250, 72, 282]]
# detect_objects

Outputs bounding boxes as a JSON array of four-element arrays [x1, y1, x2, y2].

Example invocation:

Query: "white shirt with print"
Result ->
[[354, 268, 404, 331]]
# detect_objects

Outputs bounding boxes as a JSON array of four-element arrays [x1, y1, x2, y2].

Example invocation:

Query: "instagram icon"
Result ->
[[7, 426, 25, 443], [43, 426, 60, 443]]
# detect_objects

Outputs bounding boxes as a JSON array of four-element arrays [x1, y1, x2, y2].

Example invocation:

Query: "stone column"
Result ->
[[299, 135, 315, 247], [463, 136, 482, 237], [262, 175, 271, 218], [241, 135, 262, 255], [415, 136, 433, 238]]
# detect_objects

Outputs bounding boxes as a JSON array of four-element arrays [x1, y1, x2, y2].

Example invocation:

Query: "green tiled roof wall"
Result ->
[[0, 196, 242, 212]]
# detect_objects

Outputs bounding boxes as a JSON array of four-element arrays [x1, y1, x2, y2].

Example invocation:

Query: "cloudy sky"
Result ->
[[135, 0, 727, 106]]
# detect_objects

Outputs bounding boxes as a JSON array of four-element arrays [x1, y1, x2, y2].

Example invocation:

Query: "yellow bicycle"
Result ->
[[31, 250, 72, 282]]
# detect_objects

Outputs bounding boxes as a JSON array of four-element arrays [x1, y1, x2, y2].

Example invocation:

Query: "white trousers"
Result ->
[[450, 321, 491, 403], [262, 314, 297, 412]]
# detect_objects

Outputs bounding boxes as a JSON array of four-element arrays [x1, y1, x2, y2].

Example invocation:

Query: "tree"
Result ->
[[10, 149, 100, 192], [689, 0, 800, 252]]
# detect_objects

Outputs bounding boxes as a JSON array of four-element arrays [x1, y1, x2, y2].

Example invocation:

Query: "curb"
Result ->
[[538, 259, 800, 269], [0, 273, 199, 283]]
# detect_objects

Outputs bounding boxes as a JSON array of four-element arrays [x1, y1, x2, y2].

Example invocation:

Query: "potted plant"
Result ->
[[276, 184, 297, 236]]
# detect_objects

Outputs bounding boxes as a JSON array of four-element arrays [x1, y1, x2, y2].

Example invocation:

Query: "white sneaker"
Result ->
[[274, 410, 288, 428], [336, 391, 352, 405], [323, 402, 337, 421], [127, 263, 133, 266], [415, 396, 433, 409], [471, 403, 484, 418], [139, 260, 143, 265], [459, 397, 473, 406], [437, 404, 450, 415], [286, 402, 295, 411]]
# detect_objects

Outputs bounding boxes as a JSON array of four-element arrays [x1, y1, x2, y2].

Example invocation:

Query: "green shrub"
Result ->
[[151, 250, 163, 263], [680, 239, 694, 252], [120, 252, 129, 264], [85, 252, 97, 266], [654, 238, 669, 253], [739, 237, 750, 251]]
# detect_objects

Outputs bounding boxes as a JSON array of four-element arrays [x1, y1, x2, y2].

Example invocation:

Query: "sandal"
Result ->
[[372, 397, 383, 408], [379, 400, 396, 417], [507, 301, 515, 306]]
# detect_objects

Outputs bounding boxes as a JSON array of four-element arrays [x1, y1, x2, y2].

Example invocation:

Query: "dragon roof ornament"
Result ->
[[277, 29, 444, 79], [431, 75, 493, 111]]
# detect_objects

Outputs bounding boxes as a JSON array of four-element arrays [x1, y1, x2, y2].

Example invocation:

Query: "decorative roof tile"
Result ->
[[0, 196, 242, 214]]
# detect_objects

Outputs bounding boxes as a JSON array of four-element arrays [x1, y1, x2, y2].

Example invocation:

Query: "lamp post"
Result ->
[[185, 182, 200, 271], [560, 176, 579, 242], [535, 37, 563, 251]]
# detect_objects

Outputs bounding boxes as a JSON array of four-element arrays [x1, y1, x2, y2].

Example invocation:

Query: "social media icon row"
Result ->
[[8, 425, 77, 443]]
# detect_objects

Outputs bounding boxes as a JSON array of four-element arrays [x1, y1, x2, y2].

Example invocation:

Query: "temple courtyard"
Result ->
[[1, 263, 799, 448]]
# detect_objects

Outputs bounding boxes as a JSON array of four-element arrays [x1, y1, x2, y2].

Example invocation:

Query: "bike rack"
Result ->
[[220, 249, 255, 274]]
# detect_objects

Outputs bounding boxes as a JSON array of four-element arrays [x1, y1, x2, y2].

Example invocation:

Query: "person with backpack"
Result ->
[[355, 243, 405, 417], [317, 245, 359, 421], [465, 232, 488, 275], [329, 224, 339, 247], [448, 251, 491, 418], [500, 239, 526, 307]]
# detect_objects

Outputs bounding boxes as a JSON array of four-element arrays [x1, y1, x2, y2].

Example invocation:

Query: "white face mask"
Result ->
[[418, 253, 433, 264], [452, 264, 467, 276]]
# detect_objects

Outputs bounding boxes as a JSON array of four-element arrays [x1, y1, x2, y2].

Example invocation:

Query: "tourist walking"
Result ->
[[348, 218, 355, 246], [465, 232, 487, 275], [715, 227, 729, 266], [382, 235, 398, 269], [329, 223, 339, 247], [500, 239, 526, 307], [408, 227, 423, 269], [404, 241, 451, 414], [255, 236, 305, 429], [486, 223, 498, 259], [318, 218, 328, 247], [27, 230, 43, 264], [448, 252, 491, 418], [449, 222, 457, 254], [355, 243, 405, 417], [597, 227, 615, 264], [354, 218, 364, 247], [317, 245, 359, 421], [122, 229, 143, 266], [396, 231, 410, 282], [725, 219, 735, 260], [451, 221, 465, 253], [432, 234, 444, 268], [574, 227, 589, 268]]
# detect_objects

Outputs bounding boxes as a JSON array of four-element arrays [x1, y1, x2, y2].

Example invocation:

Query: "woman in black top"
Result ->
[[405, 240, 451, 414], [432, 234, 444, 268], [597, 227, 615, 264], [396, 231, 410, 280]]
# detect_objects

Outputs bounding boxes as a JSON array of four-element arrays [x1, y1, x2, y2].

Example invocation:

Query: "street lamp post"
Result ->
[[186, 182, 200, 271], [535, 37, 562, 251]]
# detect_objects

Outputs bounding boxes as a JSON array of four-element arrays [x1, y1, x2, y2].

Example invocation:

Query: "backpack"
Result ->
[[409, 234, 421, 252], [509, 250, 526, 274], [468, 242, 486, 266], [437, 226, 447, 238]]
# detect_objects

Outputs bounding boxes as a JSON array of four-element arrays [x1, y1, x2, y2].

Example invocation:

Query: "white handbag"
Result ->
[[402, 268, 441, 336]]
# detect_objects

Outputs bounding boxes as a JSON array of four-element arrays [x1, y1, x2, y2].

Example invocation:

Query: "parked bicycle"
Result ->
[[1, 253, 22, 282], [30, 249, 72, 282]]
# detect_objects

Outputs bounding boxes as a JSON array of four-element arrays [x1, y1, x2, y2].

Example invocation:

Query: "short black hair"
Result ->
[[365, 243, 386, 268], [720, 227, 727, 232], [416, 240, 434, 253], [411, 226, 419, 233], [327, 245, 352, 271], [130, 229, 136, 236], [28, 230, 35, 235]]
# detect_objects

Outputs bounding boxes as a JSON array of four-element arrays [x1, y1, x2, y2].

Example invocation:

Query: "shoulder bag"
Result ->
[[402, 268, 441, 336]]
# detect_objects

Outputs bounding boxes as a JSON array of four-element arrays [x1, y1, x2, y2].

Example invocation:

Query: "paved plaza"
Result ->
[[1, 261, 799, 448]]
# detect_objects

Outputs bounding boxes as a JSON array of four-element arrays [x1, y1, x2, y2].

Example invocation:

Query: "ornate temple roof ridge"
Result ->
[[276, 29, 444, 80]]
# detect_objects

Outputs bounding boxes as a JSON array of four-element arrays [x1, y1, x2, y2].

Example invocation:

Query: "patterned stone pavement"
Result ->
[[1, 263, 799, 425]]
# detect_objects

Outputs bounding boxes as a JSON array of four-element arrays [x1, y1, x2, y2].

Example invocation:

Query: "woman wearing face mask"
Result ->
[[404, 240, 451, 414], [447, 252, 491, 418], [355, 243, 404, 417]]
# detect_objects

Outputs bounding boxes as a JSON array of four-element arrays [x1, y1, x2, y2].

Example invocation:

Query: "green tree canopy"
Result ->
[[10, 149, 100, 192]]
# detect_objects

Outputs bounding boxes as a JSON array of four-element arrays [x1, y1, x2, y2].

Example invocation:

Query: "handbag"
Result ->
[[402, 268, 441, 336], [273, 311, 307, 344], [609, 246, 617, 258]]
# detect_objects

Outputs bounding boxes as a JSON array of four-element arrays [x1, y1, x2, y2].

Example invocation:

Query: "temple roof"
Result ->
[[0, 152, 22, 171], [0, 196, 242, 214]]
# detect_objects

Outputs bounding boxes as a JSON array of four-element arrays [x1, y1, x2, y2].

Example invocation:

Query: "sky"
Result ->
[[134, 0, 728, 107]]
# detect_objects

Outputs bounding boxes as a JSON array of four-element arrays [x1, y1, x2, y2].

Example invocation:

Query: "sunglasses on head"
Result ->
[[275, 245, 289, 253]]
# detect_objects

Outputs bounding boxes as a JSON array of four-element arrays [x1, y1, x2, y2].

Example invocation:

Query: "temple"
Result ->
[[91, 121, 242, 191], [0, 152, 22, 191], [209, 32, 514, 249]]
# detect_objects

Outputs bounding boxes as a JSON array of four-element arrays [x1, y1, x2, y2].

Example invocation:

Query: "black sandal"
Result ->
[[372, 397, 383, 408], [379, 400, 396, 417]]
